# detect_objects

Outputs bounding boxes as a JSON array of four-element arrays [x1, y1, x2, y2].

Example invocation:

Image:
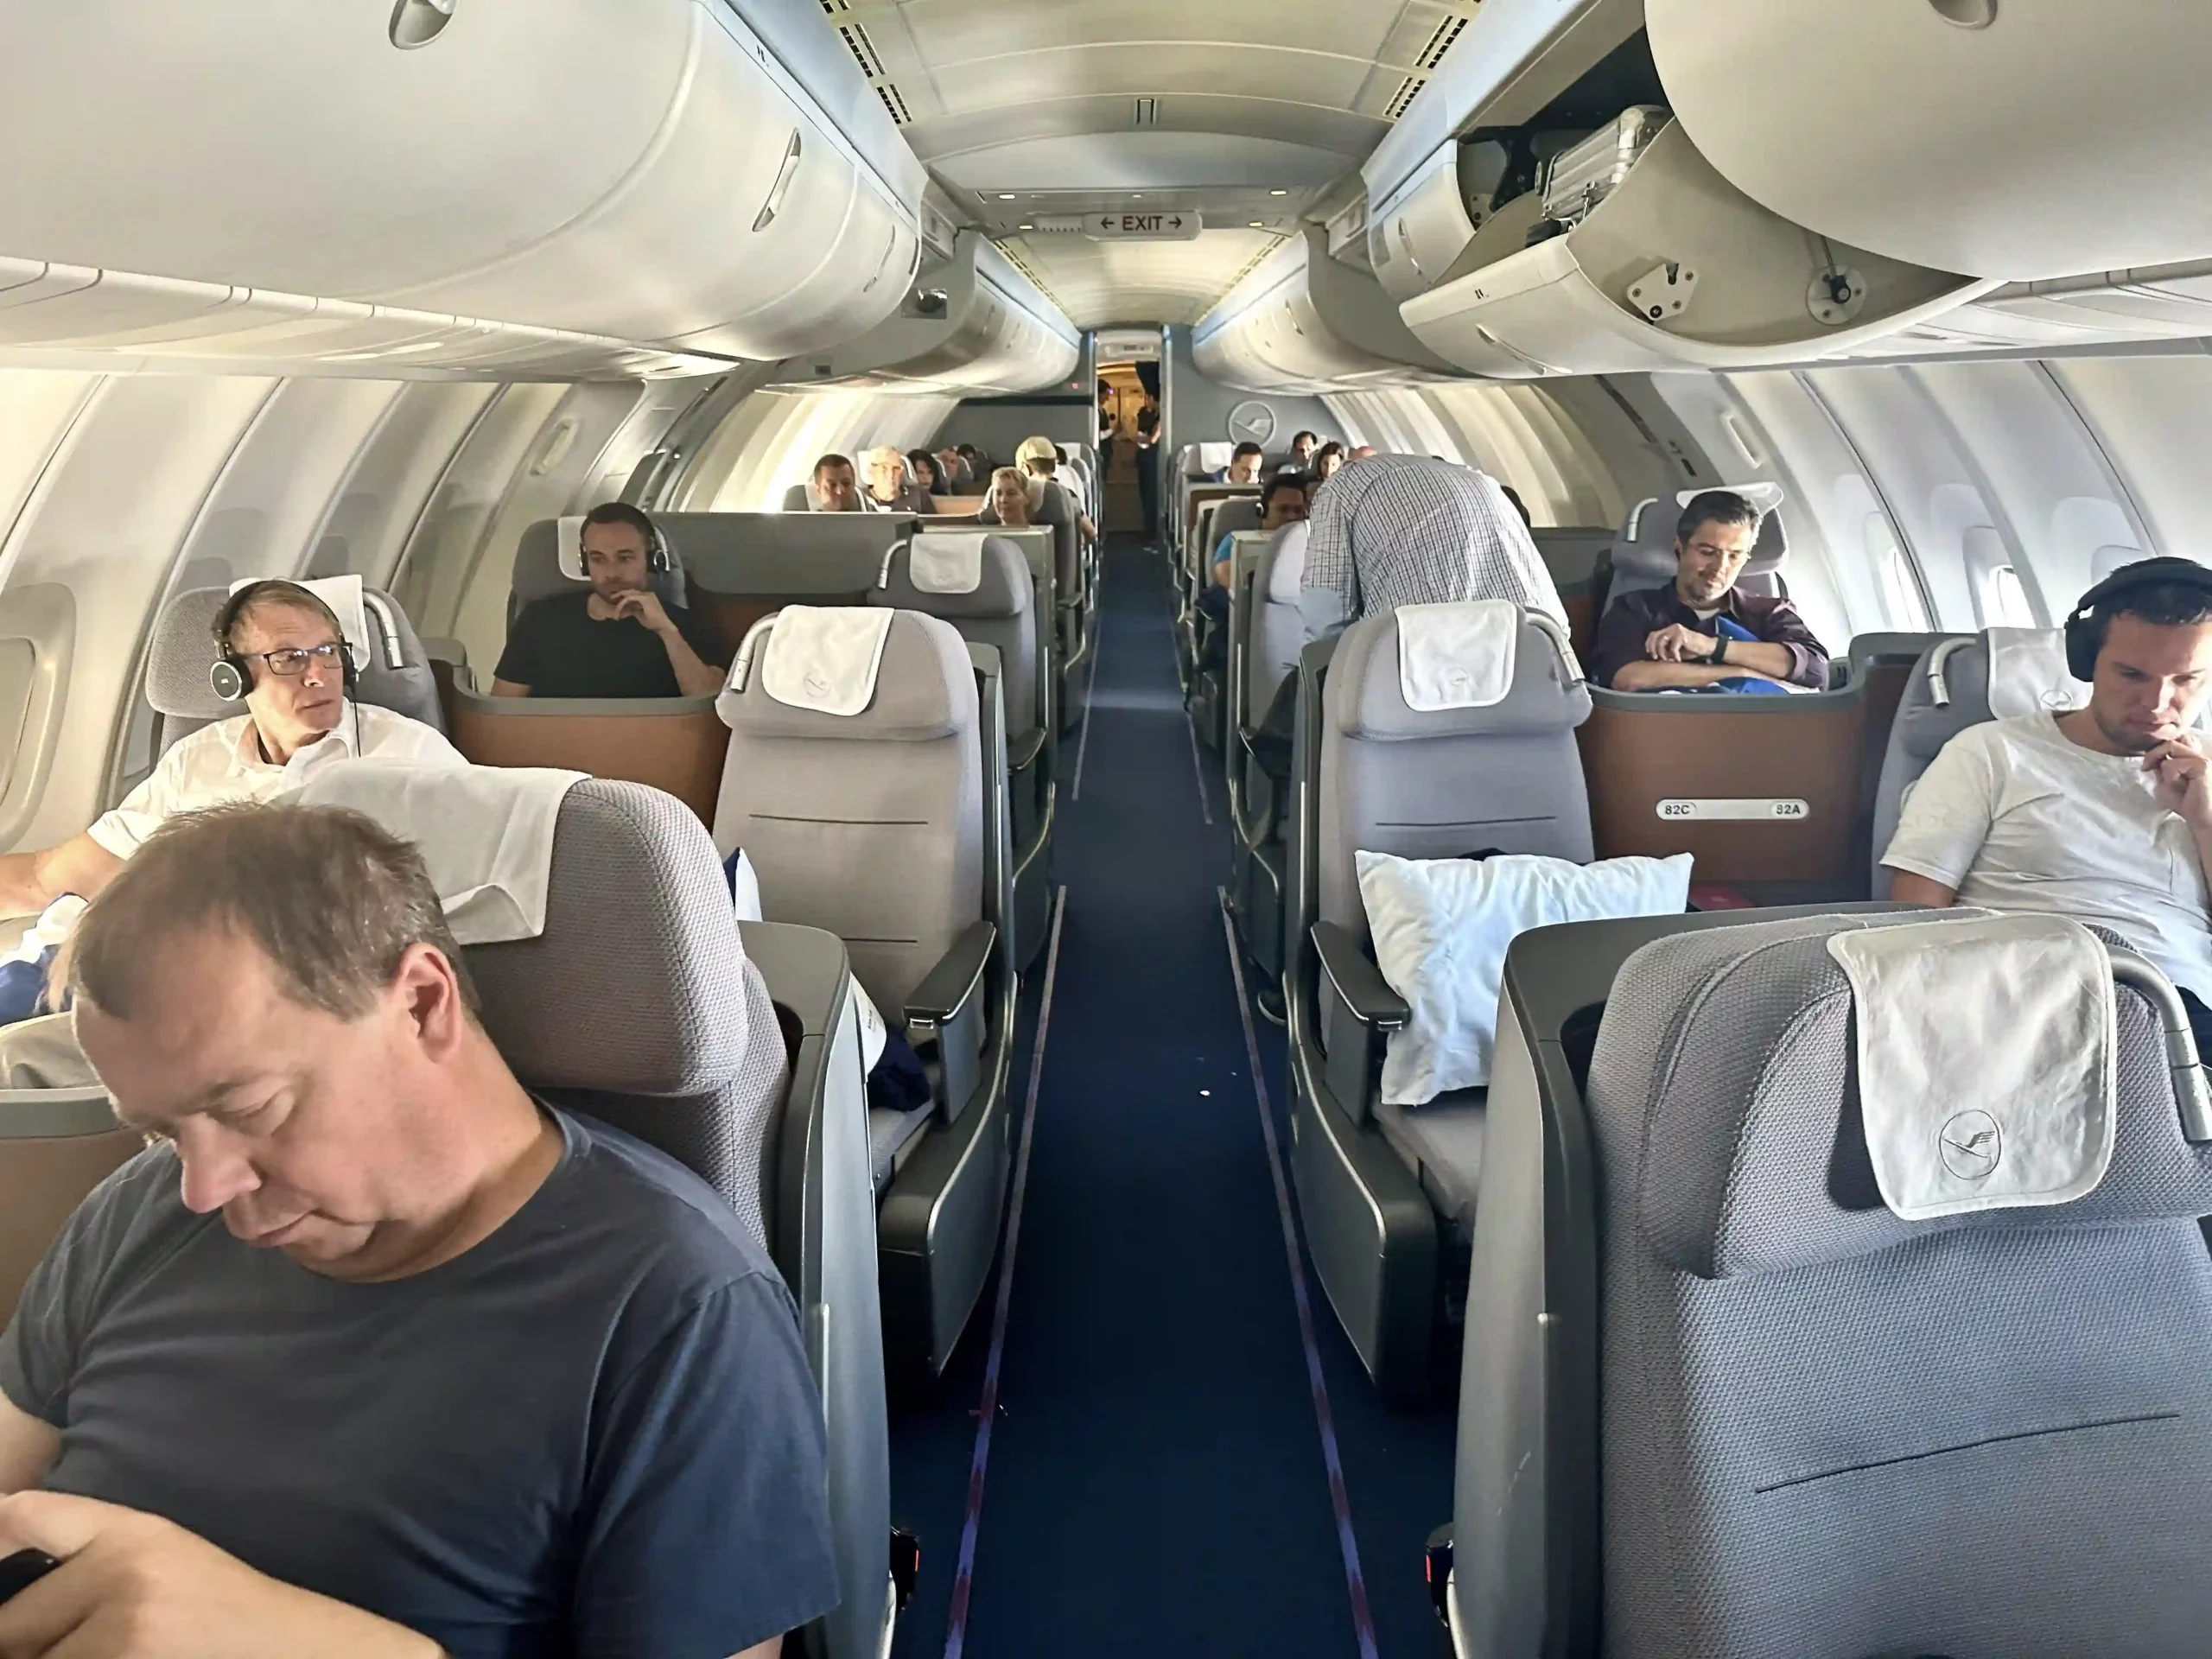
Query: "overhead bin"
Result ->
[[1648, 0, 2212, 283], [0, 2, 925, 360], [1399, 117, 2001, 379], [1191, 227, 1458, 395], [1366, 141, 1514, 306], [770, 232, 1080, 397]]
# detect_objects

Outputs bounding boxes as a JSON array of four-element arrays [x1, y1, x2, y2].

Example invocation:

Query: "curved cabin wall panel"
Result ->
[[0, 2, 922, 359], [1193, 228, 1457, 395], [1647, 0, 2212, 282], [1401, 122, 1999, 379]]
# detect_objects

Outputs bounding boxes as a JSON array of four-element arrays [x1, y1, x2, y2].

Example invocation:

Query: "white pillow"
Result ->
[[1357, 849, 1694, 1104]]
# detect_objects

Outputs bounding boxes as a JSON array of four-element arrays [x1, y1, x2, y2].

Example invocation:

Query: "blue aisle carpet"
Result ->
[[890, 537, 1455, 1657]]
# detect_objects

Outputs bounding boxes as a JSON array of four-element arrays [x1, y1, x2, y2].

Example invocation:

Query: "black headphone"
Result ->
[[210, 581, 360, 703], [2063, 556, 2212, 681]]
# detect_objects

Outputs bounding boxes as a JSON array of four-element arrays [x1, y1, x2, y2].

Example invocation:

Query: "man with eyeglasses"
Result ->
[[1591, 490, 1831, 692], [0, 581, 461, 1085]]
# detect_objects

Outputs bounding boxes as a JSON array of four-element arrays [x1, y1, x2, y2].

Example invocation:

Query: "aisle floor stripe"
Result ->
[[1068, 568, 1109, 803], [1217, 890, 1382, 1659], [941, 886, 1070, 1659], [1185, 707, 1215, 826]]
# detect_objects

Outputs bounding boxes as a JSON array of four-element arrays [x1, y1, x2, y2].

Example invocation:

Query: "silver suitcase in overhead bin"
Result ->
[[1539, 105, 1669, 227]]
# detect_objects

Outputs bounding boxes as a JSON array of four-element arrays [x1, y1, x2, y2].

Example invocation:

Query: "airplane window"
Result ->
[[1986, 564, 2035, 628], [1867, 513, 1931, 632]]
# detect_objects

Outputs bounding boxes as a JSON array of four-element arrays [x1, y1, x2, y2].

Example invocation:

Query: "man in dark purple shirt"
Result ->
[[1591, 489, 1831, 691]]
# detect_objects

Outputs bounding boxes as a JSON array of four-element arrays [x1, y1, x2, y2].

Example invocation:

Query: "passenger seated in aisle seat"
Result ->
[[0, 805, 835, 1659], [1197, 474, 1310, 645], [1311, 441, 1345, 485], [1215, 442, 1265, 486], [1016, 438, 1097, 546], [1297, 452, 1568, 644], [0, 580, 460, 926], [956, 444, 985, 489], [1884, 558, 2212, 1049], [981, 466, 1032, 528], [866, 445, 933, 514], [808, 452, 866, 513], [1289, 430, 1319, 468], [493, 503, 725, 700], [1591, 490, 1829, 692]]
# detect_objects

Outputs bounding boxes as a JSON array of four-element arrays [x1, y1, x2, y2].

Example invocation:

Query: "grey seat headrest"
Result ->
[[781, 483, 814, 512], [467, 779, 748, 1096], [869, 535, 1031, 620], [144, 582, 444, 734], [1589, 913, 2212, 1282], [1326, 606, 1590, 741], [1211, 499, 1263, 540], [720, 608, 976, 743]]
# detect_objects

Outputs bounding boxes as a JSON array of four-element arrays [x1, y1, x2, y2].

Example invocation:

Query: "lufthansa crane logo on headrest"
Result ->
[[1938, 1109, 2003, 1181], [2038, 689, 2072, 709]]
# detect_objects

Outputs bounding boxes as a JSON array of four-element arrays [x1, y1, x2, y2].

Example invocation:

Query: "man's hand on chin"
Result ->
[[0, 1491, 441, 1659]]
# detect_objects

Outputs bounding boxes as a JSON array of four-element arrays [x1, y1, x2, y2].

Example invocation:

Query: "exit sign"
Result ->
[[1084, 211, 1203, 242]]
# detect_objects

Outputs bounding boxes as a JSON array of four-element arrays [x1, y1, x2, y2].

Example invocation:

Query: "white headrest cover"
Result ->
[[1396, 599, 1520, 712], [760, 606, 895, 718], [1826, 912, 2116, 1220], [1267, 521, 1311, 604], [909, 531, 988, 595], [555, 515, 588, 580], [1986, 626, 2087, 719], [229, 573, 369, 671]]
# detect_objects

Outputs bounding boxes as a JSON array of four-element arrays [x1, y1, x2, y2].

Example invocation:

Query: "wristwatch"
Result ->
[[1708, 634, 1729, 666]]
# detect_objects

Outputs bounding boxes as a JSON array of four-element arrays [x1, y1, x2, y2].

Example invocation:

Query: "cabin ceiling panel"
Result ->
[[1001, 227, 1285, 327]]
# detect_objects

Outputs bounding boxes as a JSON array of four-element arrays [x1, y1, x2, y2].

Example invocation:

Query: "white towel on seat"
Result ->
[[290, 759, 586, 945], [555, 515, 588, 581], [760, 606, 895, 718], [908, 532, 988, 595], [230, 573, 371, 677], [1267, 521, 1311, 602], [1396, 599, 1518, 713], [1826, 911, 2115, 1220], [1986, 626, 2086, 719]]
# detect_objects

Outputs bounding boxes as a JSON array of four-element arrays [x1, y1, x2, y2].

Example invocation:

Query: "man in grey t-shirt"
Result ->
[[0, 804, 836, 1659]]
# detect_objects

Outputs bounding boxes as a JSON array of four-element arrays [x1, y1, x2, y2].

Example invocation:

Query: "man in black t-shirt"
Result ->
[[493, 502, 726, 699]]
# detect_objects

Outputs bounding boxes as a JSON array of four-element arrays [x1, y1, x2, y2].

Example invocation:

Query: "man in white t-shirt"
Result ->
[[1882, 558, 2212, 1040], [0, 580, 461, 1084]]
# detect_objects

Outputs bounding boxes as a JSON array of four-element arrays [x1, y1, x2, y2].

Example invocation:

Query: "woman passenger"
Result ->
[[1311, 441, 1345, 484], [982, 466, 1033, 528], [906, 449, 945, 505]]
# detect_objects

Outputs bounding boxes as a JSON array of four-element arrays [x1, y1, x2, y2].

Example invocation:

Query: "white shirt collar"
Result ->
[[227, 703, 361, 774]]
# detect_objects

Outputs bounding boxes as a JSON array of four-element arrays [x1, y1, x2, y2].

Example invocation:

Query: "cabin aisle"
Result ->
[[891, 537, 1453, 1657]]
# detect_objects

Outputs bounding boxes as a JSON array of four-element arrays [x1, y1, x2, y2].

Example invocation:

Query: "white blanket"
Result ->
[[760, 606, 894, 718], [1358, 849, 1694, 1102], [290, 759, 586, 945], [1986, 626, 2085, 719], [1396, 599, 1519, 713], [231, 573, 370, 677], [908, 531, 988, 596], [1826, 912, 2115, 1220]]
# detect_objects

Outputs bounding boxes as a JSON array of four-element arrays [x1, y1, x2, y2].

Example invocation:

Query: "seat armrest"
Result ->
[[1007, 724, 1046, 774], [1313, 920, 1408, 1030], [905, 920, 996, 1033]]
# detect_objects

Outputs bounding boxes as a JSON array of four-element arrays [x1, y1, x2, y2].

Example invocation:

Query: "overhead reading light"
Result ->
[[1248, 220, 1264, 228], [1269, 189, 1288, 197], [996, 193, 1017, 200], [1019, 224, 1034, 232]]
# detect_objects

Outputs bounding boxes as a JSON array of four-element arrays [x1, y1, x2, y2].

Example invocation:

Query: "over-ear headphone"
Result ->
[[210, 581, 360, 703], [2062, 556, 2212, 681]]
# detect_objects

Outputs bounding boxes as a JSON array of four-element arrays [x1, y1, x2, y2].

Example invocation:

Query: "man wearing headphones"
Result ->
[[1884, 556, 2212, 1040], [0, 579, 460, 925], [492, 502, 725, 701]]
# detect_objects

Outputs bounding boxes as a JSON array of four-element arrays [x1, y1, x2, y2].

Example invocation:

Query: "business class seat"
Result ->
[[1601, 484, 1790, 609], [464, 778, 899, 1659], [1441, 906, 2212, 1658], [782, 482, 814, 512], [1226, 523, 1311, 987], [715, 607, 1018, 1382], [1284, 606, 1592, 1401], [1183, 496, 1266, 741], [1868, 626, 2078, 894], [873, 532, 1054, 970], [1531, 526, 1616, 658]]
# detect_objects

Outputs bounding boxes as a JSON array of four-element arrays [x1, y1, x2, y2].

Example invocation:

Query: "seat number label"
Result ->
[[1656, 798, 1810, 822]]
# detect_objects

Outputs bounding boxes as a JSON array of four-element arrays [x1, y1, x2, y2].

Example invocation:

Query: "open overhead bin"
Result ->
[[1192, 227, 1458, 394], [1648, 0, 2212, 283], [770, 232, 1080, 397], [0, 1, 925, 361], [1399, 114, 2001, 379]]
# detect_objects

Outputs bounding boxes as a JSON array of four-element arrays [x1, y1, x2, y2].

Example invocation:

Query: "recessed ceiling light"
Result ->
[[1269, 189, 1288, 197], [996, 193, 1016, 200], [1249, 220, 1265, 228], [1019, 224, 1033, 232], [1131, 193, 1144, 200]]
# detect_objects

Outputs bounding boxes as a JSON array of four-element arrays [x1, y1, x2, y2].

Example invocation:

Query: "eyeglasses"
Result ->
[[246, 641, 344, 677], [1686, 540, 1751, 562]]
